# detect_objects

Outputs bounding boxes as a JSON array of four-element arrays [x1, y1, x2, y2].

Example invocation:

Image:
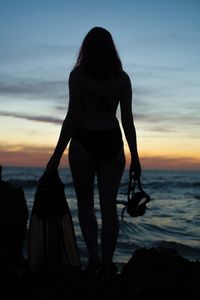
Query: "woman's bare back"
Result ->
[[71, 67, 130, 130]]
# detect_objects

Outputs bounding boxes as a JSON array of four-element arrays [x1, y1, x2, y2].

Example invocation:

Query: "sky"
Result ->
[[0, 0, 200, 170]]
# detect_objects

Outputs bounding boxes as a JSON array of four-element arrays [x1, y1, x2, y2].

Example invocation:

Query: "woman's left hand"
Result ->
[[129, 158, 141, 180]]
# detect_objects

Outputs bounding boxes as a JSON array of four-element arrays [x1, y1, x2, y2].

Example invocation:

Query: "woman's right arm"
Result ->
[[120, 72, 141, 179], [46, 69, 82, 173]]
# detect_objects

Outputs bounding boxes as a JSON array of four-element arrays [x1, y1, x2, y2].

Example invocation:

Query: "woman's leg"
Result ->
[[68, 140, 99, 266], [96, 147, 125, 266]]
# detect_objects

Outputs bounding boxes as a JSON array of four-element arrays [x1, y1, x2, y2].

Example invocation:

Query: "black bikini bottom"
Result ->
[[72, 128, 123, 161]]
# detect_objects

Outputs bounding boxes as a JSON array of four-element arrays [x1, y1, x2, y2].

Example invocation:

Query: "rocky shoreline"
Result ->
[[2, 247, 200, 300]]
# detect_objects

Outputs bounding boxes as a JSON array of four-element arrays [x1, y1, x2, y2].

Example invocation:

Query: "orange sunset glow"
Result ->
[[0, 127, 200, 170]]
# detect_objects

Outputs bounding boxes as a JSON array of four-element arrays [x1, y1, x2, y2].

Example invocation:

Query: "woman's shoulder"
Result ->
[[69, 66, 83, 81], [116, 70, 132, 90], [119, 70, 131, 82]]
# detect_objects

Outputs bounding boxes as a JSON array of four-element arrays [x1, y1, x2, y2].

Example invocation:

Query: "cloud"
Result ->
[[141, 154, 200, 171], [0, 110, 63, 125], [0, 143, 68, 168], [0, 42, 77, 102], [0, 78, 68, 100]]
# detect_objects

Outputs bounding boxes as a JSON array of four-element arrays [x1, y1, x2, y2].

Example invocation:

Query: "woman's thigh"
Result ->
[[97, 147, 126, 209], [68, 139, 96, 208]]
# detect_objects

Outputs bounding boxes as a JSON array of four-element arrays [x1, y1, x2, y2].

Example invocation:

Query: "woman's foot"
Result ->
[[82, 262, 101, 277], [95, 262, 118, 283]]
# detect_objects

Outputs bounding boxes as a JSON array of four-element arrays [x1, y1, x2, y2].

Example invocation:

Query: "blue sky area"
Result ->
[[0, 0, 200, 169]]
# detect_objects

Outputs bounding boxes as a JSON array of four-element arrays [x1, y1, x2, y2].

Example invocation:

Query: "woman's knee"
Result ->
[[78, 206, 96, 222]]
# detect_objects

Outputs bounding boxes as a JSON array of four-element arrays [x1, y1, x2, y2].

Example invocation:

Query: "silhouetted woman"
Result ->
[[46, 27, 141, 281]]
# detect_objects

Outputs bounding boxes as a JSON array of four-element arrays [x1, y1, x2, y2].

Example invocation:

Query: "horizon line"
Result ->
[[1, 164, 200, 172]]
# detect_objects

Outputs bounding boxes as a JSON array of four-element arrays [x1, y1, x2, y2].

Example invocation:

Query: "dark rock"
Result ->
[[120, 246, 200, 300], [0, 165, 28, 273]]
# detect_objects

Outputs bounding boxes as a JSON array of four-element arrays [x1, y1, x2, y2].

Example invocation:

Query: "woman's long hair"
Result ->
[[74, 27, 123, 80]]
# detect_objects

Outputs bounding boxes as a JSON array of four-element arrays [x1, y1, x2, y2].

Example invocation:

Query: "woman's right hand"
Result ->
[[45, 155, 60, 176]]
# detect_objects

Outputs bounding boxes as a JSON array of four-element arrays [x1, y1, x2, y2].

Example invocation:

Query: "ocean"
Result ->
[[1, 166, 200, 266]]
